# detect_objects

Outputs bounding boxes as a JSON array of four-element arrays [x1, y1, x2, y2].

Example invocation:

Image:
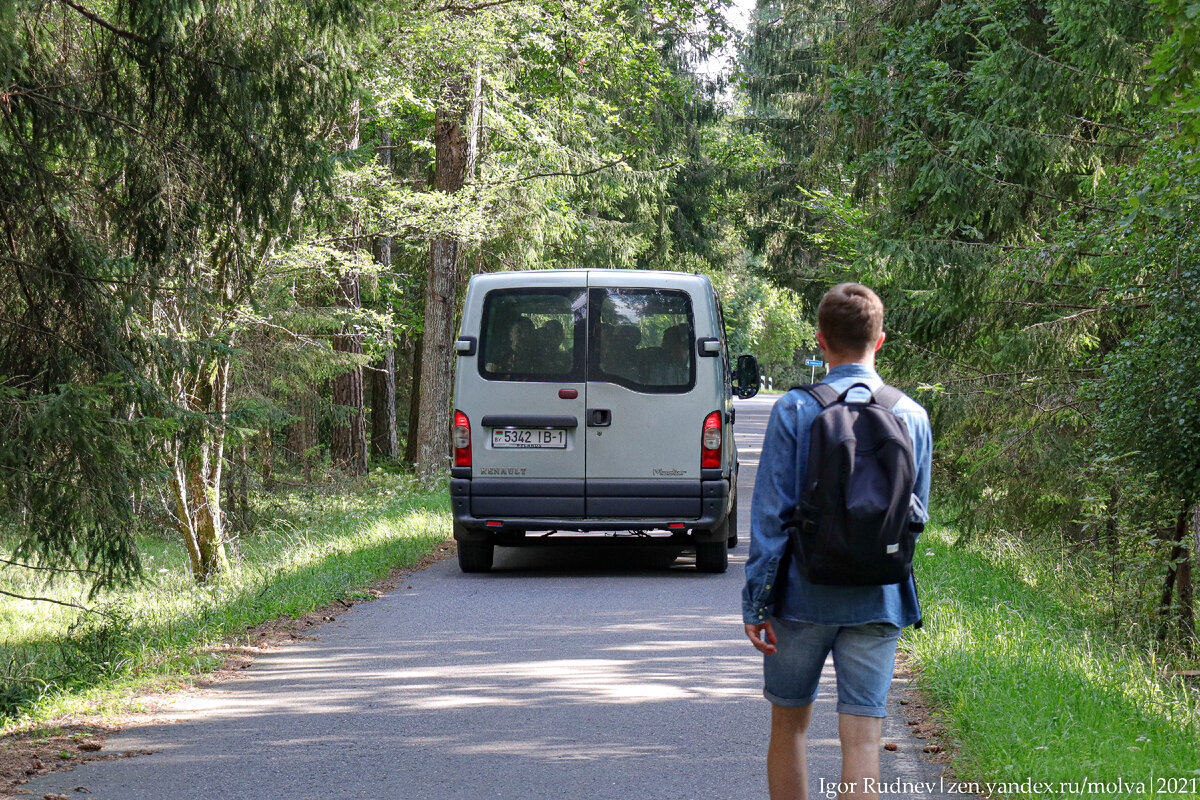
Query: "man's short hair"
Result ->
[[818, 283, 884, 355]]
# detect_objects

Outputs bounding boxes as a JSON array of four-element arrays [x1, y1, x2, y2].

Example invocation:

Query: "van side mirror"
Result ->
[[734, 355, 760, 398]]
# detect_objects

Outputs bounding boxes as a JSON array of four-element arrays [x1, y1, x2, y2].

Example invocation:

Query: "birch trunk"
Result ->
[[466, 61, 483, 183], [330, 101, 368, 475], [370, 171, 398, 459]]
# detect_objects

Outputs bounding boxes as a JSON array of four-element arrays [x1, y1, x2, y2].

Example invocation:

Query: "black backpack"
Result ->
[[784, 382, 922, 587]]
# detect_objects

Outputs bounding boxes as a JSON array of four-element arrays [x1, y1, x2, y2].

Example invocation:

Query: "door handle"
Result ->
[[587, 409, 611, 427]]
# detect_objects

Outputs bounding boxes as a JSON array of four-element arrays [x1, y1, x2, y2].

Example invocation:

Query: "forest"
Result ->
[[0, 0, 1197, 717]]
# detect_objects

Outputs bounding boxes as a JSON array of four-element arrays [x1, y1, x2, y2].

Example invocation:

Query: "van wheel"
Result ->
[[457, 540, 494, 573], [695, 540, 728, 573]]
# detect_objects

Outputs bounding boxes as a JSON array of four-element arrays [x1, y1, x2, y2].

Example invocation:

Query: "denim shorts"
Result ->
[[762, 617, 901, 718]]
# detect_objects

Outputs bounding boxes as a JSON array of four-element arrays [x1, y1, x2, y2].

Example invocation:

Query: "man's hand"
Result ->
[[744, 621, 778, 655]]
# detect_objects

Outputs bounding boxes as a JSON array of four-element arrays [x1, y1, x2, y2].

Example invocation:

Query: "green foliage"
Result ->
[[0, 0, 358, 584], [1151, 0, 1200, 157], [712, 271, 813, 381], [0, 380, 171, 590]]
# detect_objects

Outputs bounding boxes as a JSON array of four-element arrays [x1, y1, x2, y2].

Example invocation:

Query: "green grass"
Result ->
[[0, 472, 450, 732], [905, 527, 1200, 799]]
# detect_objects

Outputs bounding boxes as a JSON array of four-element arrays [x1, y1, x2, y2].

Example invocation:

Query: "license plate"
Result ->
[[491, 428, 567, 449]]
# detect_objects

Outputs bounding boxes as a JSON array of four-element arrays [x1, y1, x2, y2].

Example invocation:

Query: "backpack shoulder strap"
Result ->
[[872, 384, 905, 411], [799, 382, 839, 409]]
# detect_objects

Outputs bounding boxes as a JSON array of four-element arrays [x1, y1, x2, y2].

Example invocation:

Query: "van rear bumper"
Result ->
[[449, 476, 730, 541]]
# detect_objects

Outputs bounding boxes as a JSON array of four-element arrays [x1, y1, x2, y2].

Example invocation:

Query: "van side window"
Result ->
[[479, 289, 585, 382], [590, 288, 694, 393]]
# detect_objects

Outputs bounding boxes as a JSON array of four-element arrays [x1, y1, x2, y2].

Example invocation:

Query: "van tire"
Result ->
[[457, 540, 494, 573], [695, 540, 728, 573]]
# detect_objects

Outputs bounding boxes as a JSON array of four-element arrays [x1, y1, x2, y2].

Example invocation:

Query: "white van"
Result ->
[[449, 269, 759, 573]]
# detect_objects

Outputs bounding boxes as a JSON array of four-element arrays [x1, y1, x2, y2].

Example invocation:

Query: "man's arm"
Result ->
[[910, 407, 933, 523], [742, 396, 801, 643]]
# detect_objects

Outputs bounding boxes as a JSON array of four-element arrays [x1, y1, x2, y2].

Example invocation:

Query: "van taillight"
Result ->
[[453, 410, 471, 467], [701, 411, 721, 468]]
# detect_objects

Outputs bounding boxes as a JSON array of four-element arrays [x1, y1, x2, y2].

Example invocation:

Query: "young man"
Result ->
[[742, 283, 932, 800]]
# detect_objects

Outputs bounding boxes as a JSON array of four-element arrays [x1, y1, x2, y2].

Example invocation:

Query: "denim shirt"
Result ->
[[741, 364, 933, 628]]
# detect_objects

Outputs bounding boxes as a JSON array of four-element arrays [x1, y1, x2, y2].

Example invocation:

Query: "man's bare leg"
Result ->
[[768, 704, 813, 800], [837, 713, 884, 799]]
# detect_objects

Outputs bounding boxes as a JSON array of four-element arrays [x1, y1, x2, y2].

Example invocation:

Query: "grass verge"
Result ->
[[904, 526, 1200, 799], [0, 472, 450, 735]]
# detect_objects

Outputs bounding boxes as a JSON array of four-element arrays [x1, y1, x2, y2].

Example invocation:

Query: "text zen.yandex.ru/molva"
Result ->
[[818, 775, 1200, 797]]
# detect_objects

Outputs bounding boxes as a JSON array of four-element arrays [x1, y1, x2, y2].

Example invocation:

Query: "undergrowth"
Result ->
[[905, 526, 1200, 799], [0, 471, 450, 733]]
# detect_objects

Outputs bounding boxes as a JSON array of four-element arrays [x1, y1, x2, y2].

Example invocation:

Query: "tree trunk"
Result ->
[[330, 100, 368, 476], [1158, 506, 1191, 644], [285, 392, 318, 480], [224, 449, 239, 532], [404, 331, 422, 465], [170, 354, 231, 583], [237, 441, 251, 528], [331, 276, 368, 475], [371, 347, 398, 459], [369, 172, 398, 460], [259, 428, 273, 491], [1107, 484, 1121, 634], [222, 441, 251, 532], [414, 90, 470, 478], [466, 61, 483, 182], [1106, 485, 1120, 558], [1180, 504, 1199, 650]]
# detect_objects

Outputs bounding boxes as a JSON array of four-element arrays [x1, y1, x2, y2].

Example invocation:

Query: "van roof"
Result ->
[[467, 269, 713, 288]]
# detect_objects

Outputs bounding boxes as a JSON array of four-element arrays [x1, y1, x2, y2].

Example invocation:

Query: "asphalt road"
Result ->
[[27, 393, 958, 800]]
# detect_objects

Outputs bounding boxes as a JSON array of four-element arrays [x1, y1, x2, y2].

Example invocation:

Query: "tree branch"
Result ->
[[57, 0, 152, 46], [971, 117, 1141, 149], [436, 0, 522, 12], [1065, 114, 1142, 136], [919, 238, 1124, 258], [22, 89, 143, 135], [992, 300, 1115, 310], [1005, 35, 1147, 89], [491, 157, 679, 185], [0, 588, 98, 615], [0, 557, 98, 576], [914, 126, 1119, 214], [940, 367, 1102, 384], [0, 254, 168, 291], [1022, 306, 1111, 331]]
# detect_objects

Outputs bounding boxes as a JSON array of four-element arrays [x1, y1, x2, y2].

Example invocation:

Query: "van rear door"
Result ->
[[583, 274, 713, 519], [470, 277, 587, 518]]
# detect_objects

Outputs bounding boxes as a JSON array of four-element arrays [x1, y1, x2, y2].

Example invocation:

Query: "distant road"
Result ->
[[28, 392, 958, 800]]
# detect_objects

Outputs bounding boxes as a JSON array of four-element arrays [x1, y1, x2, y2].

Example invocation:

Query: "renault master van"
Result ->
[[449, 269, 760, 573]]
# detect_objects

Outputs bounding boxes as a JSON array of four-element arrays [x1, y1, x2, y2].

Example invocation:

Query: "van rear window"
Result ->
[[590, 288, 694, 394], [479, 289, 585, 382]]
